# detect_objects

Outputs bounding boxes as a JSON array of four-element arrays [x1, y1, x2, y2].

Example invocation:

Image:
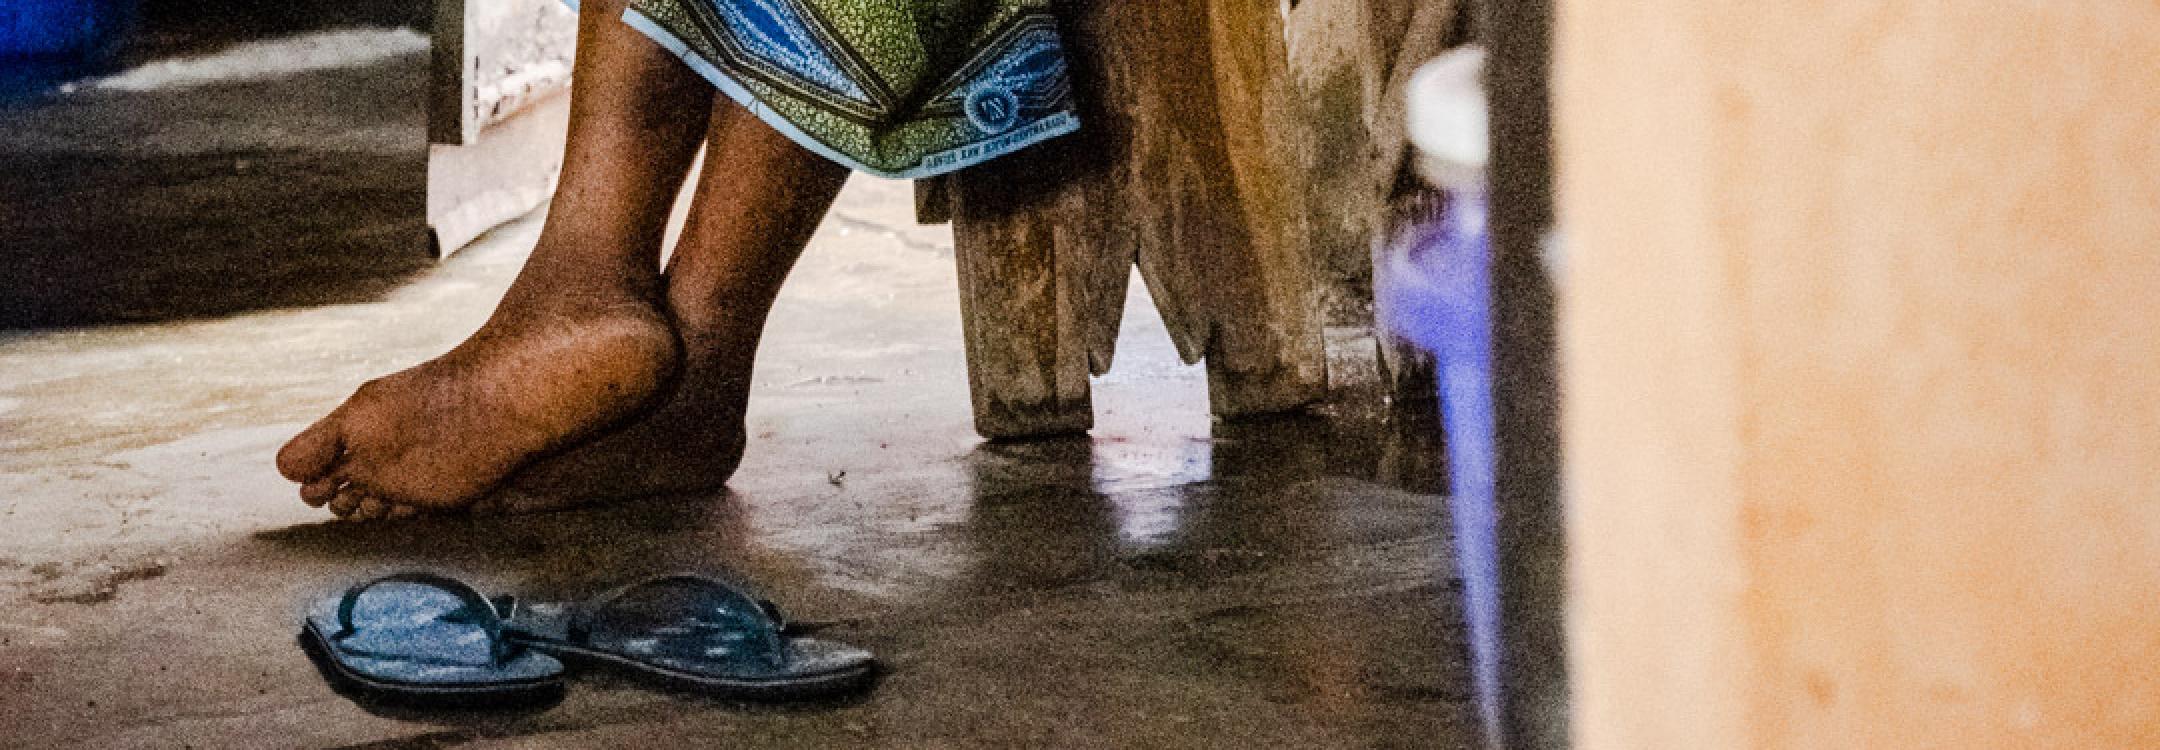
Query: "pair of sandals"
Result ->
[[299, 573, 876, 708]]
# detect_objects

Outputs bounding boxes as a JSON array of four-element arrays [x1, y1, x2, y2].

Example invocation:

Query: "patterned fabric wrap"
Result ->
[[620, 0, 1080, 178]]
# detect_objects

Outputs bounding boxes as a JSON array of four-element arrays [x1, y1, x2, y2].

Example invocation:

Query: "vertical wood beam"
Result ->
[[946, 0, 1332, 438], [1561, 1, 2160, 747], [428, 0, 470, 145], [1486, 0, 1570, 746]]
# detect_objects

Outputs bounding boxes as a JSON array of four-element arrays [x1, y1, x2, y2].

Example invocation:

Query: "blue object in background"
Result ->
[[1379, 187, 1502, 748], [1386, 45, 1505, 750], [1, 0, 137, 59]]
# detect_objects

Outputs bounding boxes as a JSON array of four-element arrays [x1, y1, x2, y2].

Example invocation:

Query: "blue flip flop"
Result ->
[[502, 574, 876, 700], [299, 573, 567, 708]]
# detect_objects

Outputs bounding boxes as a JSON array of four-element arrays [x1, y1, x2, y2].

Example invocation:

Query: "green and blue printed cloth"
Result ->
[[608, 0, 1080, 177]]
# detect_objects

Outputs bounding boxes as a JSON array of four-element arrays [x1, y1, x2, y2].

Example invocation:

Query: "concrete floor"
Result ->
[[0, 28, 1474, 749]]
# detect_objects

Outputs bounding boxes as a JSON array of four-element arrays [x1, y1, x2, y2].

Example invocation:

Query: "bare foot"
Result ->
[[472, 325, 755, 515], [338, 92, 853, 520], [337, 322, 756, 520], [277, 278, 680, 515]]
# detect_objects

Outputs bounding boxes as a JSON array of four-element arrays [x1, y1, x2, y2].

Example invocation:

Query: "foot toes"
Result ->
[[326, 489, 363, 519], [299, 476, 343, 507], [355, 495, 389, 521], [277, 418, 346, 482]]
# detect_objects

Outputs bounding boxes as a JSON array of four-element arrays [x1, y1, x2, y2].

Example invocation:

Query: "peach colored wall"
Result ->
[[1556, 2, 2160, 748]]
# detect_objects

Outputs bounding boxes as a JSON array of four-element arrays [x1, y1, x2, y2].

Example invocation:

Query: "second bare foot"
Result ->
[[277, 280, 680, 514], [464, 308, 762, 516]]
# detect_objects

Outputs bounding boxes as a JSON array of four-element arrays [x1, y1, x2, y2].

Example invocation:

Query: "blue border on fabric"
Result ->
[[620, 8, 1078, 180]]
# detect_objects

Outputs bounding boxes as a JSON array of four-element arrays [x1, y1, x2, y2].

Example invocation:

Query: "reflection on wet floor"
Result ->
[[943, 412, 1470, 743], [219, 407, 1473, 746]]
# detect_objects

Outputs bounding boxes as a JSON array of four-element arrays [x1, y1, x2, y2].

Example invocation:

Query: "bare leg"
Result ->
[[277, 0, 714, 517], [472, 97, 851, 514]]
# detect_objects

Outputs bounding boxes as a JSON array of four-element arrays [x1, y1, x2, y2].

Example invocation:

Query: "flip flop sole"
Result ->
[[529, 641, 877, 701], [299, 622, 566, 709]]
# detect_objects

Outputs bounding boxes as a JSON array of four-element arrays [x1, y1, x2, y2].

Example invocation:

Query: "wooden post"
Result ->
[[947, 148, 1114, 439], [1561, 1, 2160, 746], [1176, 0, 1329, 417], [428, 0, 470, 146], [1282, 0, 1460, 404], [1487, 0, 1570, 745], [943, 0, 1348, 439]]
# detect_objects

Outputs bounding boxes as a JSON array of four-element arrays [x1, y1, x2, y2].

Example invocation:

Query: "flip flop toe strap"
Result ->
[[330, 572, 517, 667], [567, 574, 789, 670]]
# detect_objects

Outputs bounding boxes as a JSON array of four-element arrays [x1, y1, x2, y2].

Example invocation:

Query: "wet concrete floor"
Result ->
[[0, 39, 1474, 750]]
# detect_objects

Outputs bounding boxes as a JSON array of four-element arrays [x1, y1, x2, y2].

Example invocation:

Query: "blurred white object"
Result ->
[[89, 28, 430, 93], [1405, 46, 1489, 191], [1405, 45, 1568, 282]]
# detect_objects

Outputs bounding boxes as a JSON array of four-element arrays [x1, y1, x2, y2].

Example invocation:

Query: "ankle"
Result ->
[[524, 225, 664, 282], [502, 258, 666, 311]]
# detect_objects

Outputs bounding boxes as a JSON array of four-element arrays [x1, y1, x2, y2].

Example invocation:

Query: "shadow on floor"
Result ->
[[250, 491, 760, 590], [0, 0, 436, 330], [0, 145, 432, 329]]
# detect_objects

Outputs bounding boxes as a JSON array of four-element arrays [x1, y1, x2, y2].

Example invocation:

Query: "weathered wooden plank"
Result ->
[[1189, 0, 1328, 415], [948, 149, 1103, 439], [941, 0, 1468, 436], [1282, 0, 1456, 313], [940, 0, 1149, 439], [988, 0, 1307, 427], [1282, 0, 1459, 404], [1062, 0, 1328, 417], [914, 176, 952, 226], [944, 59, 1140, 437]]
